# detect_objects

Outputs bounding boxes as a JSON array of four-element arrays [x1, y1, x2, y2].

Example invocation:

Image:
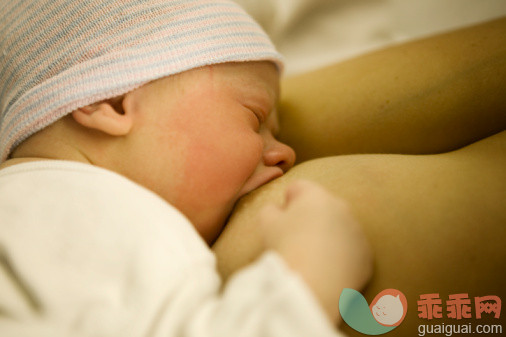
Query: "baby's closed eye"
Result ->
[[243, 106, 264, 132]]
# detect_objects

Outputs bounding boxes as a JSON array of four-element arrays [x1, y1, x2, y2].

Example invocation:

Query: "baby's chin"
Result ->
[[194, 203, 236, 246]]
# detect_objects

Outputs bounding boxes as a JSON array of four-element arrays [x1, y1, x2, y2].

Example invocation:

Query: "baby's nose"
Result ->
[[263, 140, 296, 173]]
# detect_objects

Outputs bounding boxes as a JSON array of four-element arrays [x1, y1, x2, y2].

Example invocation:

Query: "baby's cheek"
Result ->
[[184, 131, 262, 200], [211, 136, 262, 191]]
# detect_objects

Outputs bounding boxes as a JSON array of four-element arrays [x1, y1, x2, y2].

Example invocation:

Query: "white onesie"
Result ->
[[0, 160, 343, 337]]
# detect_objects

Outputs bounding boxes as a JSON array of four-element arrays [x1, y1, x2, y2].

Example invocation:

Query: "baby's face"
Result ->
[[126, 62, 295, 244]]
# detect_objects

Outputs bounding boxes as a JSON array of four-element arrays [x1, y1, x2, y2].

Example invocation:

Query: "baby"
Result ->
[[0, 1, 371, 336]]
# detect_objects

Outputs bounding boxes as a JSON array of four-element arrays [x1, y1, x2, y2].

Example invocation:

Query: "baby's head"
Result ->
[[0, 0, 295, 243]]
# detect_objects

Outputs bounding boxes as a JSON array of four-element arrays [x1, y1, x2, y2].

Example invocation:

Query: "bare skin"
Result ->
[[214, 131, 506, 335], [257, 180, 372, 323], [213, 18, 506, 336], [277, 17, 506, 161]]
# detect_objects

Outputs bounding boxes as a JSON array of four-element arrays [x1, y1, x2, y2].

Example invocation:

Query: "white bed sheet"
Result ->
[[234, 0, 506, 76]]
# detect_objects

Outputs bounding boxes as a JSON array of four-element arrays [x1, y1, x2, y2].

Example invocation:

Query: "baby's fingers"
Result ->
[[284, 180, 326, 205], [284, 180, 348, 210]]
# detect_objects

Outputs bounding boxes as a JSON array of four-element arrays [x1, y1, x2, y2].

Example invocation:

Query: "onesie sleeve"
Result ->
[[149, 251, 344, 337]]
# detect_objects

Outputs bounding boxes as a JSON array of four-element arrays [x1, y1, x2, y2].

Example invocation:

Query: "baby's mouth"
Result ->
[[238, 167, 284, 198]]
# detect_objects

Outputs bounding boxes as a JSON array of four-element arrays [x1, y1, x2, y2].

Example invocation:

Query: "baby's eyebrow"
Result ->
[[243, 88, 274, 112], [247, 75, 278, 103]]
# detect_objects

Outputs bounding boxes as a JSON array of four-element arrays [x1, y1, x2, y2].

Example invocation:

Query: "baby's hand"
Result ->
[[259, 180, 373, 322]]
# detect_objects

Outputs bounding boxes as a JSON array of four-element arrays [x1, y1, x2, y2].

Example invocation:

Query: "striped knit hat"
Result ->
[[0, 0, 283, 162]]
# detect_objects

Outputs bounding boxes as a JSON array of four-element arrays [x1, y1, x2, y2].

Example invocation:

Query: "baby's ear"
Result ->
[[71, 97, 132, 136]]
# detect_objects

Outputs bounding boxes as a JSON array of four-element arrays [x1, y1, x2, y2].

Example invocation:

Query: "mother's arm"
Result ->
[[213, 131, 506, 336], [278, 17, 506, 162]]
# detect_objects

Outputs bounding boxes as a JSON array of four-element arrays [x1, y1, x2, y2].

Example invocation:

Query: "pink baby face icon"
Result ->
[[370, 289, 408, 326]]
